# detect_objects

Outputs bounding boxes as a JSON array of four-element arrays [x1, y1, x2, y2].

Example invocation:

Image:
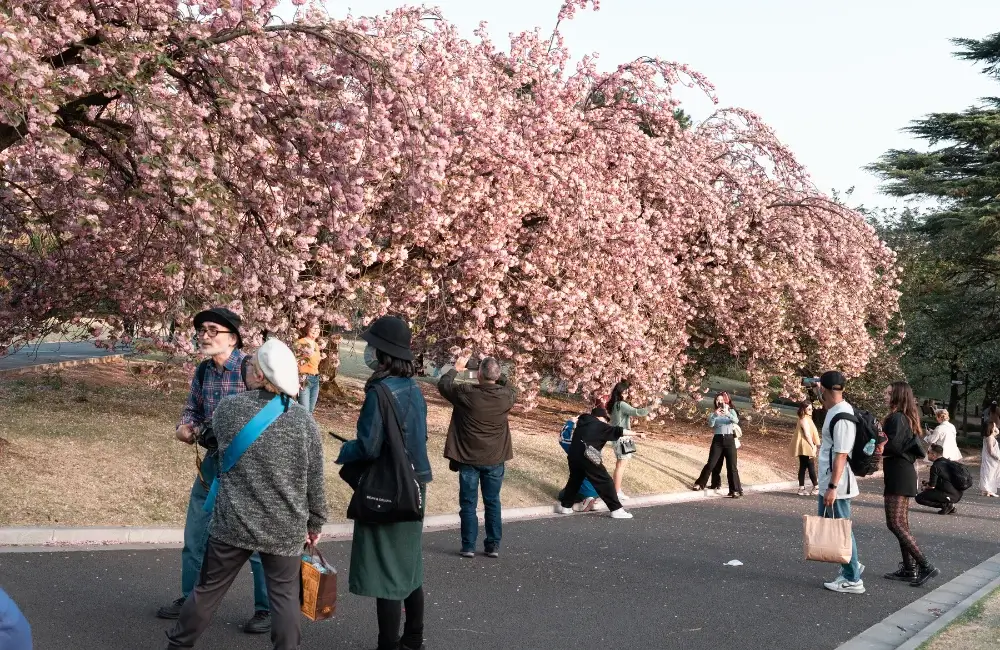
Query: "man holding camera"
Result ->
[[440, 353, 516, 558], [156, 307, 271, 634]]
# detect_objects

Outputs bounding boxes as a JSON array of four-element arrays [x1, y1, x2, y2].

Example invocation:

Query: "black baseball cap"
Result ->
[[591, 407, 610, 419], [820, 371, 846, 391]]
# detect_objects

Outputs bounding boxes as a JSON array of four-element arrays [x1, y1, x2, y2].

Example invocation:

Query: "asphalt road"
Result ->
[[3, 484, 999, 650], [0, 341, 127, 370]]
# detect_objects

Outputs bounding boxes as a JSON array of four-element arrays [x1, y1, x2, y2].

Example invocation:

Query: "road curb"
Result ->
[[0, 480, 800, 551], [838, 550, 1000, 650], [0, 353, 125, 376]]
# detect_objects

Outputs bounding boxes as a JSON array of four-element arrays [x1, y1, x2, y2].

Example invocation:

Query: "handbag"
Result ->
[[300, 544, 337, 621], [584, 444, 604, 465], [618, 437, 637, 455], [803, 508, 853, 563], [346, 382, 424, 524], [908, 431, 928, 460]]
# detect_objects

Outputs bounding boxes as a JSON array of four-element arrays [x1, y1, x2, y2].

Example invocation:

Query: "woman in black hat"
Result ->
[[336, 316, 431, 650]]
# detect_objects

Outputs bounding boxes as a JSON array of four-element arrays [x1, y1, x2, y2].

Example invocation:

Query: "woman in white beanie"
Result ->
[[166, 338, 328, 650]]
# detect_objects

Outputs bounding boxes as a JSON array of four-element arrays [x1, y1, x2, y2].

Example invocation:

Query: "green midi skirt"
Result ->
[[348, 484, 427, 600]]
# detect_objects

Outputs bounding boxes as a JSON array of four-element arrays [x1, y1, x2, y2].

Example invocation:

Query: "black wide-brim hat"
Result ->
[[193, 307, 244, 349], [361, 316, 413, 361]]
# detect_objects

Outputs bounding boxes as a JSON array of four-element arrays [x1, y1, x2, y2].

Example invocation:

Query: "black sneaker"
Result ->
[[459, 551, 474, 559], [883, 563, 917, 581], [156, 597, 185, 620], [243, 610, 271, 634], [938, 503, 956, 515], [911, 564, 940, 587], [485, 549, 499, 559]]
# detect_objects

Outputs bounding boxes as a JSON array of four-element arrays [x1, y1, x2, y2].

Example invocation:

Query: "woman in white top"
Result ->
[[981, 406, 1000, 497], [924, 409, 962, 461]]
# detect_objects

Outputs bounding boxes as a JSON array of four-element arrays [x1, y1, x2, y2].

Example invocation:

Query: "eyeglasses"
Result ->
[[197, 326, 233, 338]]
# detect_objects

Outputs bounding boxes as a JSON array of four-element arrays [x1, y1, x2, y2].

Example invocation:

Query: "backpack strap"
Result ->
[[827, 411, 859, 483], [196, 356, 250, 388], [203, 394, 289, 513], [195, 359, 212, 387]]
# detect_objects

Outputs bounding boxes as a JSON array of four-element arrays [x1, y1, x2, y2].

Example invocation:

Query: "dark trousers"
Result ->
[[915, 484, 962, 509], [376, 586, 424, 650], [798, 455, 818, 486], [560, 445, 624, 511], [695, 435, 742, 494], [165, 537, 301, 650]]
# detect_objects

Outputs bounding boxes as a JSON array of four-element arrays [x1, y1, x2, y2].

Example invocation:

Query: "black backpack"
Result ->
[[947, 460, 974, 491], [345, 382, 423, 524], [829, 408, 887, 477]]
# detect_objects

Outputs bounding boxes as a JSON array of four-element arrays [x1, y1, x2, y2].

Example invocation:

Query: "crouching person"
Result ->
[[166, 339, 328, 650], [915, 444, 964, 515], [556, 407, 645, 519]]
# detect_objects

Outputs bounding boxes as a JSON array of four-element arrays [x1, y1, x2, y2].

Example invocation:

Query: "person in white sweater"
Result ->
[[924, 409, 962, 461]]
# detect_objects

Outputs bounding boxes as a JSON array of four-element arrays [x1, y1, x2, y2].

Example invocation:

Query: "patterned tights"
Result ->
[[884, 495, 926, 569]]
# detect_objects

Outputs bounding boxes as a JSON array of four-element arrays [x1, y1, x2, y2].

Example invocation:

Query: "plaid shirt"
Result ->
[[179, 349, 250, 428]]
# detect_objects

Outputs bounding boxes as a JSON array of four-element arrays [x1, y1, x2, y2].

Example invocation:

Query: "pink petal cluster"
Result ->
[[0, 1, 899, 408]]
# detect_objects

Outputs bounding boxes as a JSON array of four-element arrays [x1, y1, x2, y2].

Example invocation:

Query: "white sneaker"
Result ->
[[810, 486, 819, 496], [610, 509, 633, 519], [712, 488, 723, 497], [797, 487, 808, 496], [617, 491, 630, 501], [592, 499, 608, 512], [554, 505, 574, 515], [573, 497, 596, 513], [824, 578, 865, 594]]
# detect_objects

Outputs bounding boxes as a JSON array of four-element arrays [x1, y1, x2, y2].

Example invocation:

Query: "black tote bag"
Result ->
[[346, 382, 424, 524]]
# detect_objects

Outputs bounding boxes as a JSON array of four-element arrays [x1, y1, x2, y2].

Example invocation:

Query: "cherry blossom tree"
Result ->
[[0, 0, 899, 407]]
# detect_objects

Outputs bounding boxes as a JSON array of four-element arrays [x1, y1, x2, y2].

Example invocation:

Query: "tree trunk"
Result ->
[[948, 362, 961, 417], [318, 333, 346, 399]]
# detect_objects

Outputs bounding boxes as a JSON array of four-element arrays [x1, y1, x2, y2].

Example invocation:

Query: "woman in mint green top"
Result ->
[[607, 381, 651, 500]]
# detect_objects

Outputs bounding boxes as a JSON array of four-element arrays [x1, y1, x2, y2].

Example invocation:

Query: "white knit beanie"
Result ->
[[256, 338, 300, 397]]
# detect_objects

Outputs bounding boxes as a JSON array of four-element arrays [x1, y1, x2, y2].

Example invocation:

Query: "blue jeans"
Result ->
[[818, 495, 862, 582], [458, 463, 505, 553], [182, 454, 270, 612], [297, 374, 320, 412]]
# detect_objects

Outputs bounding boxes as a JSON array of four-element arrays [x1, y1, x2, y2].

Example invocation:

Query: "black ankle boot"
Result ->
[[911, 564, 940, 587], [883, 562, 917, 581]]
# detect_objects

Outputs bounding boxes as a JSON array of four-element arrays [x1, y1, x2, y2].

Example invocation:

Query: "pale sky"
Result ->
[[283, 1, 1000, 210]]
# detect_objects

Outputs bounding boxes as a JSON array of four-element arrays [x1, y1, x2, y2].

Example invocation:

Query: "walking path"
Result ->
[[3, 485, 998, 650], [0, 341, 126, 372]]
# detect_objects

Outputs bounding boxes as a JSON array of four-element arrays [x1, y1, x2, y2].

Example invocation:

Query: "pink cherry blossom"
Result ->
[[0, 1, 898, 409]]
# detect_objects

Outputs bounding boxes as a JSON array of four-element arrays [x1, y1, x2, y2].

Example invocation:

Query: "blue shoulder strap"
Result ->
[[204, 394, 287, 513]]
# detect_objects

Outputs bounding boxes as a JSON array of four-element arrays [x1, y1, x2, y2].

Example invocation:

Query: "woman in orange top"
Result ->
[[296, 322, 322, 412]]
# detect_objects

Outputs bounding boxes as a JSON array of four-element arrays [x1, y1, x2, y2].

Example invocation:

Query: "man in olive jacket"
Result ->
[[440, 355, 516, 559]]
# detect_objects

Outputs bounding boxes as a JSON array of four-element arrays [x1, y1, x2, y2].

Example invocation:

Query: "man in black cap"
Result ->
[[156, 307, 272, 634], [816, 370, 865, 595]]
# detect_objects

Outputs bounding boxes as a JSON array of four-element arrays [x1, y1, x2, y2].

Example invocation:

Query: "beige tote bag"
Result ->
[[803, 510, 852, 563]]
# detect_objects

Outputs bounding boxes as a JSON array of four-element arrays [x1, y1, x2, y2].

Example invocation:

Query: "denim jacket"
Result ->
[[336, 376, 433, 484]]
